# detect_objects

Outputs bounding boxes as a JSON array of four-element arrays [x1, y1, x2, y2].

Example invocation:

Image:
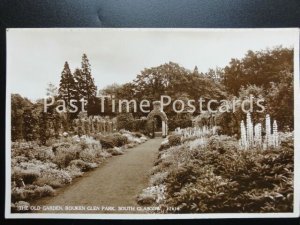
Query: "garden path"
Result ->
[[33, 138, 162, 213]]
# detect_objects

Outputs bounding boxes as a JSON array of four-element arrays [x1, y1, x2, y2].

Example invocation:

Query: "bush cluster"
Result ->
[[11, 130, 147, 206], [167, 119, 192, 131], [168, 135, 182, 147], [132, 119, 147, 133], [112, 134, 128, 147], [12, 185, 55, 202], [116, 113, 147, 133], [145, 133, 294, 213], [92, 133, 128, 149], [116, 113, 134, 131]]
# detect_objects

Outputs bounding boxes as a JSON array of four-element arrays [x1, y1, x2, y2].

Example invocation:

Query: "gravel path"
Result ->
[[32, 138, 162, 214]]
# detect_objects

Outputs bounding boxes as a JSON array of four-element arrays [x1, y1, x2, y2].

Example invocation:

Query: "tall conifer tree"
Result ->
[[74, 54, 97, 115], [58, 61, 78, 120]]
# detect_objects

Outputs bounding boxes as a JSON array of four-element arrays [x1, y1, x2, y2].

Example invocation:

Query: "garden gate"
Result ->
[[147, 101, 168, 138]]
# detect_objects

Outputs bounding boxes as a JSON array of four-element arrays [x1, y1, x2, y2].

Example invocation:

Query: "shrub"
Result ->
[[144, 132, 294, 213], [187, 138, 207, 150], [17, 159, 58, 172], [159, 143, 170, 151], [95, 135, 115, 149], [11, 185, 55, 202], [12, 146, 35, 160], [33, 146, 54, 161], [132, 119, 147, 132], [133, 132, 143, 138], [107, 147, 124, 156], [120, 130, 143, 144], [207, 135, 239, 153], [79, 148, 102, 163], [12, 167, 40, 185], [69, 159, 98, 172], [34, 169, 72, 188], [112, 134, 128, 147], [168, 119, 192, 131], [164, 164, 240, 213], [79, 135, 102, 150], [150, 172, 168, 186], [168, 135, 182, 147], [52, 144, 81, 168], [65, 164, 84, 178], [12, 156, 28, 164], [137, 185, 166, 206], [116, 113, 134, 131], [127, 143, 136, 148]]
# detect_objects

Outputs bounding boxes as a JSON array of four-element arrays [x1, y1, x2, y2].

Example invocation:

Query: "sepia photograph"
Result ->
[[5, 28, 300, 219]]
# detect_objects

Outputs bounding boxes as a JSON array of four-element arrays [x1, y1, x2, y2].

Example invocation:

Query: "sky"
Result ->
[[7, 28, 298, 101]]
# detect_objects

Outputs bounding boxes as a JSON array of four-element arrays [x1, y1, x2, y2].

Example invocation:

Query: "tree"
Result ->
[[58, 62, 78, 120], [219, 47, 294, 131], [23, 107, 37, 141], [74, 54, 97, 115], [46, 82, 58, 97], [265, 69, 294, 130], [38, 111, 50, 145], [216, 85, 266, 136], [117, 62, 225, 118], [11, 94, 30, 141], [223, 47, 293, 95], [205, 67, 224, 82], [100, 83, 121, 97]]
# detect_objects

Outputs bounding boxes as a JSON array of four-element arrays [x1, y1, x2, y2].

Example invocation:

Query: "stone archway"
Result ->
[[147, 101, 168, 138]]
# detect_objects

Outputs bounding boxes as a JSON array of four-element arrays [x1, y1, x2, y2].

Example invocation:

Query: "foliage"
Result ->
[[116, 113, 134, 131], [12, 167, 40, 185], [265, 70, 293, 130], [223, 47, 293, 95], [23, 108, 37, 141], [112, 133, 128, 147], [159, 142, 170, 151], [120, 129, 146, 144], [93, 133, 136, 149], [137, 185, 166, 206], [58, 61, 79, 119], [37, 113, 46, 145], [98, 136, 116, 149], [73, 54, 97, 115], [11, 94, 32, 140], [92, 134, 116, 149], [133, 62, 225, 112], [132, 119, 147, 133], [34, 168, 72, 188], [69, 159, 98, 172], [144, 132, 293, 213], [11, 127, 147, 205], [168, 135, 182, 147], [12, 185, 55, 202], [167, 118, 192, 131], [52, 143, 81, 168], [107, 147, 125, 156], [218, 47, 293, 131]]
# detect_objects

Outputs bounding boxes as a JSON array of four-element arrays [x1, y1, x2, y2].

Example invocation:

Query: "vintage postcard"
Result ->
[[5, 28, 300, 219]]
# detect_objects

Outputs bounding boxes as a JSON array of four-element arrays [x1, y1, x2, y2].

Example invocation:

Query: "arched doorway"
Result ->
[[147, 101, 168, 138], [153, 115, 162, 132]]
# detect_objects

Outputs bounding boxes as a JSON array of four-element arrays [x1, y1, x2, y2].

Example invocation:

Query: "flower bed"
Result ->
[[11, 130, 148, 212], [138, 130, 294, 213]]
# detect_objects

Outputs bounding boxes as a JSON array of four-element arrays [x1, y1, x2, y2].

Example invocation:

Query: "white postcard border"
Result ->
[[5, 28, 300, 219]]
